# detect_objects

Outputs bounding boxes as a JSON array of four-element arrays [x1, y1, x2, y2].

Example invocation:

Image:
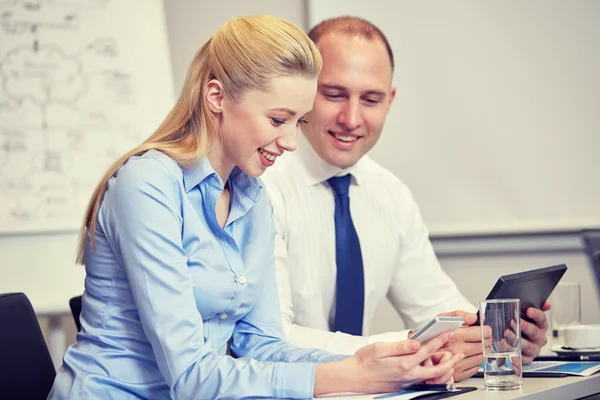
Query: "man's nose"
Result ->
[[338, 99, 363, 130]]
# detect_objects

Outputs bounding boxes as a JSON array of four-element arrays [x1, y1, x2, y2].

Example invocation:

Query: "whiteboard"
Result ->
[[0, 0, 174, 233], [309, 0, 600, 235]]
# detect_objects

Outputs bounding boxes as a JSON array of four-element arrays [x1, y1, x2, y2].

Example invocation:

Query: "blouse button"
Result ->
[[219, 313, 227, 320], [238, 276, 247, 284]]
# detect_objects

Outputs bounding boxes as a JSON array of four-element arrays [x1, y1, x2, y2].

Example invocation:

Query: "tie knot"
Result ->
[[327, 174, 352, 196]]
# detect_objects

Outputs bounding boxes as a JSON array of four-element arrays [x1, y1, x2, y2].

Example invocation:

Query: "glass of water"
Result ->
[[480, 298, 523, 391]]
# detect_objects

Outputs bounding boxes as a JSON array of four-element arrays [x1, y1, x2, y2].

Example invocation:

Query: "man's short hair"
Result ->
[[308, 16, 394, 72]]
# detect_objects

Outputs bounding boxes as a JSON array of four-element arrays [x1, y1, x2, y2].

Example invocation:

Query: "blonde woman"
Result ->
[[48, 15, 462, 399]]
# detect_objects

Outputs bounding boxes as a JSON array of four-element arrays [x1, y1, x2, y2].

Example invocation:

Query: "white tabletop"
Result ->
[[458, 374, 600, 399]]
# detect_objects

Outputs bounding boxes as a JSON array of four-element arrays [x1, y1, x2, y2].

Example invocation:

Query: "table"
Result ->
[[458, 374, 600, 399]]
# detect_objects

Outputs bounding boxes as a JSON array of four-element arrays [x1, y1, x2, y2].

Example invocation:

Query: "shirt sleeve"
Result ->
[[101, 157, 320, 400], [265, 175, 410, 355], [386, 184, 477, 331]]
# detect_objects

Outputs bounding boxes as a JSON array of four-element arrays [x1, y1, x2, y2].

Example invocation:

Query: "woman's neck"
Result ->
[[206, 145, 234, 185]]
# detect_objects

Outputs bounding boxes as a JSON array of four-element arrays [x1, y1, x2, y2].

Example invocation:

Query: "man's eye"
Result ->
[[297, 119, 308, 125], [324, 94, 343, 100], [270, 118, 286, 126]]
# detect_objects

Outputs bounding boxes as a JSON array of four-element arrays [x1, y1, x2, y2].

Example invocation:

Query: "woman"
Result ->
[[49, 15, 462, 399]]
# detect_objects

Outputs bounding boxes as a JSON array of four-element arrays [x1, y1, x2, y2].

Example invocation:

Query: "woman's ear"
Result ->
[[205, 80, 224, 114]]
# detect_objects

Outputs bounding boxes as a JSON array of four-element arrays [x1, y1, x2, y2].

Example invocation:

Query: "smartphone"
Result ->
[[410, 316, 464, 344]]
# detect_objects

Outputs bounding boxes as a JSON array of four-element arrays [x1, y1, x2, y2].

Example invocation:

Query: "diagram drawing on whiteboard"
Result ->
[[0, 0, 173, 233]]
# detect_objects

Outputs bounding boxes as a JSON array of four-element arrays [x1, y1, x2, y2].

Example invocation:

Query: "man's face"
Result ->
[[302, 33, 396, 169]]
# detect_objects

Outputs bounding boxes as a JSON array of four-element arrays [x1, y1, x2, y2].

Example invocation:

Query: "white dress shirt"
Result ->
[[262, 134, 476, 355]]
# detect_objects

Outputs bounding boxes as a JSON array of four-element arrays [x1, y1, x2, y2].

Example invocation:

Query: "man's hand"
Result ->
[[437, 310, 492, 382], [315, 332, 464, 395], [520, 301, 551, 364]]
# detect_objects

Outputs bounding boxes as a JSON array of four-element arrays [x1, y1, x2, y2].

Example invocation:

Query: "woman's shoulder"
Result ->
[[116, 149, 184, 187]]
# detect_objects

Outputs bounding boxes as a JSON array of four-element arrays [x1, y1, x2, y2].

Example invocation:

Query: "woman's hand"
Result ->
[[422, 352, 455, 385], [314, 330, 464, 395]]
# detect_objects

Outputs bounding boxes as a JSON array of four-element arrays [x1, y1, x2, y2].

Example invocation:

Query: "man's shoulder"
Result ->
[[261, 153, 302, 192], [360, 156, 412, 195]]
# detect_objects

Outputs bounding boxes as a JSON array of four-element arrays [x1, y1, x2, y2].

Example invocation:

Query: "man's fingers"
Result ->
[[521, 336, 542, 358], [541, 301, 551, 312], [438, 310, 469, 318], [481, 325, 492, 339], [456, 353, 484, 371], [503, 327, 519, 348], [458, 342, 484, 357], [454, 364, 480, 382], [455, 326, 485, 342], [438, 310, 477, 326], [483, 336, 493, 348], [523, 355, 534, 365], [520, 318, 548, 347], [497, 338, 513, 353], [525, 307, 549, 330]]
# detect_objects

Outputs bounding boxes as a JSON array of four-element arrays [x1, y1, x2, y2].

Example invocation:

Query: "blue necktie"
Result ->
[[328, 174, 365, 335]]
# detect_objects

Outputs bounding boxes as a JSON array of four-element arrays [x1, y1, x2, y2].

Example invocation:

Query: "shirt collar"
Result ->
[[293, 133, 366, 187], [183, 156, 262, 203]]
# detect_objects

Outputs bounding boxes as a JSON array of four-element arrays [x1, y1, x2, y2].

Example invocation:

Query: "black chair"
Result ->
[[583, 230, 600, 292], [69, 295, 83, 332], [0, 293, 56, 399]]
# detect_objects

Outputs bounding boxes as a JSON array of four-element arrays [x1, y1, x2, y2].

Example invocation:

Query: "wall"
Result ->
[[28, 0, 311, 361], [15, 0, 599, 363], [163, 0, 308, 93], [371, 236, 600, 334], [163, 0, 600, 340], [308, 0, 600, 236]]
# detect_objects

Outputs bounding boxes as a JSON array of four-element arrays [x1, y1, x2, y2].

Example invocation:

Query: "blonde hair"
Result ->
[[76, 14, 322, 264]]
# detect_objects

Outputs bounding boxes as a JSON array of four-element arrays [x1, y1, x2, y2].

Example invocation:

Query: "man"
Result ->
[[262, 16, 549, 381]]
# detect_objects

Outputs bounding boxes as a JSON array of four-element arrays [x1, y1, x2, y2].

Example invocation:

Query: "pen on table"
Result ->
[[534, 355, 600, 362], [404, 383, 458, 392], [373, 384, 458, 399]]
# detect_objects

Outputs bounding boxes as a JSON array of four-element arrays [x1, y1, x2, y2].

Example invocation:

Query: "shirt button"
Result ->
[[219, 313, 227, 320], [238, 276, 247, 284]]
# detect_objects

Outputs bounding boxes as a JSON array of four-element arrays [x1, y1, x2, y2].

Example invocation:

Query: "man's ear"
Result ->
[[205, 79, 224, 114], [388, 85, 397, 105]]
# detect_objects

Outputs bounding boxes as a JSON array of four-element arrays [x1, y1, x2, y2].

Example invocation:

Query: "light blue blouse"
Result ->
[[49, 150, 345, 399]]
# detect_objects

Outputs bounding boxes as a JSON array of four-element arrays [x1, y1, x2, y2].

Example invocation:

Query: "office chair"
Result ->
[[69, 295, 83, 332], [0, 292, 56, 399], [583, 230, 600, 293]]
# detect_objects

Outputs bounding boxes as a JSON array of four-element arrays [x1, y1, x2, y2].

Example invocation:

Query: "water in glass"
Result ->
[[483, 351, 523, 390]]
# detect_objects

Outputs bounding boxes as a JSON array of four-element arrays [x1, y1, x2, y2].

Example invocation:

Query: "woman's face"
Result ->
[[214, 75, 317, 178]]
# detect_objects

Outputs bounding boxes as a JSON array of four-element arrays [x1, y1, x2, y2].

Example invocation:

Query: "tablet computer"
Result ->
[[475, 264, 567, 325]]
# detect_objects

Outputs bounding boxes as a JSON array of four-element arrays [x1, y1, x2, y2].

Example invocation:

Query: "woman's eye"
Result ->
[[270, 118, 286, 126]]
